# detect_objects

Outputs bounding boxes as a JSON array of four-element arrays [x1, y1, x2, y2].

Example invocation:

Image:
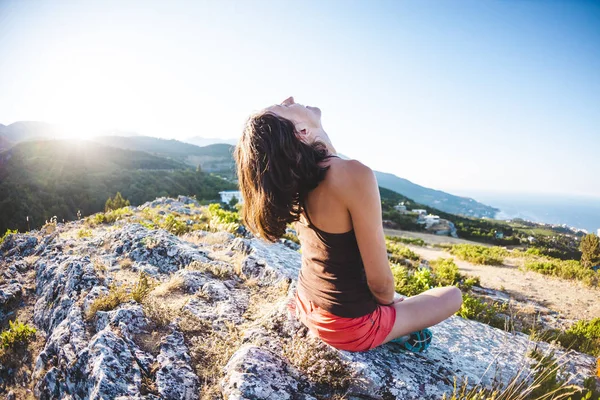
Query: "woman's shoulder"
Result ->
[[325, 157, 375, 188]]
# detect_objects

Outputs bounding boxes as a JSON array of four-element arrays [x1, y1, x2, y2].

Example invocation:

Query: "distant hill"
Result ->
[[373, 171, 498, 218], [184, 136, 238, 147], [92, 136, 235, 176], [0, 140, 236, 232], [0, 121, 61, 142]]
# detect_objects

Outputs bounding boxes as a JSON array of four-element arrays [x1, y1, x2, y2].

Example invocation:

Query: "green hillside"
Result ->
[[92, 136, 235, 176], [374, 170, 498, 218], [0, 140, 236, 232]]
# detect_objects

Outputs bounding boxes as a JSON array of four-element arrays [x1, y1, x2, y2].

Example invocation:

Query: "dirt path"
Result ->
[[408, 245, 600, 321]]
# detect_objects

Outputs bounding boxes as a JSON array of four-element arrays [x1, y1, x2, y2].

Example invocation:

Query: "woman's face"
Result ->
[[266, 97, 322, 132]]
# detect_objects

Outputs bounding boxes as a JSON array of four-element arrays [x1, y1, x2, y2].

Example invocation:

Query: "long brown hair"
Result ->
[[234, 112, 332, 242]]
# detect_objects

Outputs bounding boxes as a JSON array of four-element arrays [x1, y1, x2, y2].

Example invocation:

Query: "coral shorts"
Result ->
[[292, 290, 396, 352]]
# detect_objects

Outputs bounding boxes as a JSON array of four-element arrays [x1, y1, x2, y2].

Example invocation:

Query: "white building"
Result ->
[[423, 214, 440, 227], [597, 228, 600, 237], [394, 203, 407, 213], [219, 190, 243, 204], [412, 209, 427, 215]]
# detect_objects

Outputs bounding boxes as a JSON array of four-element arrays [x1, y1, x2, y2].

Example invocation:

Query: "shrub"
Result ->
[[557, 318, 600, 357], [458, 293, 506, 329], [0, 320, 36, 349], [524, 259, 598, 287], [132, 272, 155, 303], [77, 228, 92, 238], [386, 242, 420, 261], [386, 235, 426, 246], [161, 214, 189, 236], [430, 258, 462, 286], [105, 192, 131, 212], [450, 244, 507, 265], [391, 265, 432, 297]]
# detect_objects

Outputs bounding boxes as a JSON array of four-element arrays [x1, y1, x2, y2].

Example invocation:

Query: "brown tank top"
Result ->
[[296, 188, 377, 318]]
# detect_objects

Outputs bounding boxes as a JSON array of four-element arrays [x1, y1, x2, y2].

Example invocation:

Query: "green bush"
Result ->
[[524, 259, 598, 287], [558, 318, 600, 357], [0, 320, 36, 349], [205, 203, 240, 233], [105, 192, 131, 212], [386, 242, 420, 261], [161, 214, 189, 236], [391, 265, 432, 297], [77, 228, 92, 238], [450, 244, 507, 265], [386, 235, 426, 247], [430, 258, 462, 286], [458, 293, 506, 329]]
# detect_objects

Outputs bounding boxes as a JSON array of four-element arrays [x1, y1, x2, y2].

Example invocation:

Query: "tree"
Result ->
[[228, 195, 239, 208], [579, 233, 600, 268], [105, 192, 131, 212]]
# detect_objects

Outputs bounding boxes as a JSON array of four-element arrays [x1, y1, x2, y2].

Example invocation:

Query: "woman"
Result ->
[[234, 97, 462, 352]]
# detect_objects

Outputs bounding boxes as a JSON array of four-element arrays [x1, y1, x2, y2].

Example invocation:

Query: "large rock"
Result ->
[[0, 199, 596, 400]]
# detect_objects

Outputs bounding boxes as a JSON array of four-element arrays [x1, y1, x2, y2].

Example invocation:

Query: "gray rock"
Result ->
[[0, 282, 22, 323], [155, 331, 199, 400], [221, 345, 316, 400]]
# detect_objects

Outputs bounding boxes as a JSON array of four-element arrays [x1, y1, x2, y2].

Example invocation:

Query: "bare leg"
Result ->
[[382, 286, 462, 344]]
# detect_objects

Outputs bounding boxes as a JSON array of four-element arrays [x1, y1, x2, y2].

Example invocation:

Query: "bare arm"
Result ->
[[339, 160, 395, 305]]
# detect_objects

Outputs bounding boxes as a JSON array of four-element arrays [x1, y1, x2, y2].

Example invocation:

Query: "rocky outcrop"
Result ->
[[0, 196, 597, 399]]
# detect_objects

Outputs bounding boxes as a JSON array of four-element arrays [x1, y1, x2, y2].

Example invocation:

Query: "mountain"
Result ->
[[0, 140, 236, 232], [373, 171, 498, 218], [0, 121, 61, 142], [92, 136, 235, 176], [184, 135, 238, 147]]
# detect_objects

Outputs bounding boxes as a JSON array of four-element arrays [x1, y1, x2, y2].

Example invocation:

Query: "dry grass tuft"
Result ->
[[282, 334, 353, 392], [119, 258, 133, 270], [188, 322, 243, 394], [85, 285, 130, 320], [151, 275, 186, 297], [187, 260, 232, 280]]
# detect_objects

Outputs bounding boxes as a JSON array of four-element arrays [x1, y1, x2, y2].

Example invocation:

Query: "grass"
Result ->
[[450, 244, 508, 265], [443, 347, 598, 400]]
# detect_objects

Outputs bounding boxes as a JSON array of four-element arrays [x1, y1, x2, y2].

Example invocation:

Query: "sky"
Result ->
[[0, 0, 599, 198]]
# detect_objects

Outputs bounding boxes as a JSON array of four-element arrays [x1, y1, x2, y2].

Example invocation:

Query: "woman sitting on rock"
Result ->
[[234, 97, 462, 352]]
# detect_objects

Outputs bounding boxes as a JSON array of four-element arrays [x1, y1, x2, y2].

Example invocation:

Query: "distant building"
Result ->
[[412, 209, 427, 215], [219, 190, 243, 204], [417, 214, 440, 228], [597, 228, 600, 237], [394, 203, 407, 213]]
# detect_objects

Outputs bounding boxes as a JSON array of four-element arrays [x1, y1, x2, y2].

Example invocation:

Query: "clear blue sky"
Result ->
[[1, 0, 598, 197]]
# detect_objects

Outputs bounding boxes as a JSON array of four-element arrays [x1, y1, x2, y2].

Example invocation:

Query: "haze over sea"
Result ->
[[462, 191, 600, 234]]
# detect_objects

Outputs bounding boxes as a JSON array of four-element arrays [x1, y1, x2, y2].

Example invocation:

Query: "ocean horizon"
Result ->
[[463, 192, 600, 234]]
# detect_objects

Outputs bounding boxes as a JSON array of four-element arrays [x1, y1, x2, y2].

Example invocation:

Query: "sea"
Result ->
[[464, 192, 600, 234]]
